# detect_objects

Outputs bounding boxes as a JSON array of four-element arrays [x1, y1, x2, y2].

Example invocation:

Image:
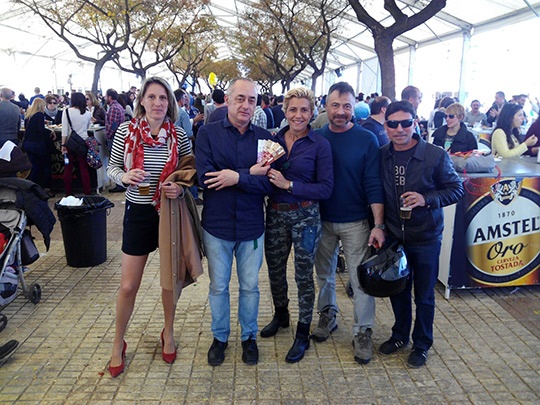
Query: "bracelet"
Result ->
[[374, 224, 385, 230]]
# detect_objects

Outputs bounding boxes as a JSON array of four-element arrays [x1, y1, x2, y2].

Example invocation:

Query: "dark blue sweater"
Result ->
[[316, 124, 384, 223]]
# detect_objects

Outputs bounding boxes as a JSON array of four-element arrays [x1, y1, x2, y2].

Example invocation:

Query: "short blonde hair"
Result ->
[[283, 87, 315, 113], [134, 76, 178, 123], [445, 103, 465, 120]]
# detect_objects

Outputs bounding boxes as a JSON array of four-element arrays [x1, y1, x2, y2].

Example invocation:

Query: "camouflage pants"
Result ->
[[264, 203, 321, 325]]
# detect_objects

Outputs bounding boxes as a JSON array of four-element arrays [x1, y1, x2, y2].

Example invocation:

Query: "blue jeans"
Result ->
[[389, 241, 441, 351], [203, 229, 264, 342]]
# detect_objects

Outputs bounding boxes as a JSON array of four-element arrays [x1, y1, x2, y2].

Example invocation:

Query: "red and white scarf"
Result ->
[[124, 117, 178, 211]]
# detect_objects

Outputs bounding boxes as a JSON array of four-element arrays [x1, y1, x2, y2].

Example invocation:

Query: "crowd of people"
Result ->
[[1, 76, 539, 377]]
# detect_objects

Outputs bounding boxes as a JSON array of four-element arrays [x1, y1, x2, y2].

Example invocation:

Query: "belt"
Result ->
[[270, 200, 315, 212]]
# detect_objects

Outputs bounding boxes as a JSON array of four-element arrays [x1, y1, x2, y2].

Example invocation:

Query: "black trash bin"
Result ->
[[55, 196, 114, 267]]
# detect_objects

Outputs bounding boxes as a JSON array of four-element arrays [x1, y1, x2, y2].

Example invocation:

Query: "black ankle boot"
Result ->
[[260, 306, 289, 338], [285, 323, 310, 363]]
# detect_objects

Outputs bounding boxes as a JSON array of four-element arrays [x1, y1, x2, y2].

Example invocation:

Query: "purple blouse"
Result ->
[[269, 126, 334, 204]]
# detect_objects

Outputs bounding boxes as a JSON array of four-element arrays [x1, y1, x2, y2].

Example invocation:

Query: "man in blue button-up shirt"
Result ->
[[195, 78, 273, 367]]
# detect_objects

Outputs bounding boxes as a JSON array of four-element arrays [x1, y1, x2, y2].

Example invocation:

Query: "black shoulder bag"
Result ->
[[65, 109, 88, 156]]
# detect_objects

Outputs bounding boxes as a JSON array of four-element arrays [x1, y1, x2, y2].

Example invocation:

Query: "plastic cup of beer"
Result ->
[[138, 174, 151, 196], [400, 198, 412, 220]]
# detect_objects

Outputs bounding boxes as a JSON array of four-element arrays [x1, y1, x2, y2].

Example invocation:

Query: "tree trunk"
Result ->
[[281, 80, 288, 94], [374, 34, 396, 100], [311, 71, 322, 93], [91, 59, 107, 95]]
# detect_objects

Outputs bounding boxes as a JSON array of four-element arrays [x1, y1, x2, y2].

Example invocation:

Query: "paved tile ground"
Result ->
[[0, 190, 539, 404]]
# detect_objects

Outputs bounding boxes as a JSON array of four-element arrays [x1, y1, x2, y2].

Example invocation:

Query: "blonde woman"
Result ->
[[261, 87, 333, 363], [86, 93, 105, 126], [23, 98, 56, 191], [432, 103, 477, 153]]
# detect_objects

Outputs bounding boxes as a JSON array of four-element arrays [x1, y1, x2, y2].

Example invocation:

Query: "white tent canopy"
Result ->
[[1, 0, 539, 118]]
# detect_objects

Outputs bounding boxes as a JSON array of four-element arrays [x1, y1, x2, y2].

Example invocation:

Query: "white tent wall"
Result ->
[[326, 17, 540, 120], [0, 48, 145, 97]]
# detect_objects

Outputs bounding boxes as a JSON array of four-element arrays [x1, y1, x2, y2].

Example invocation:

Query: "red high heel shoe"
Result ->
[[161, 329, 177, 364], [108, 340, 127, 378]]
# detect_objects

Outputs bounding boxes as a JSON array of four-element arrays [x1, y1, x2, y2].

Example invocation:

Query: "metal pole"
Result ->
[[458, 31, 471, 104], [408, 45, 416, 85], [356, 61, 362, 95]]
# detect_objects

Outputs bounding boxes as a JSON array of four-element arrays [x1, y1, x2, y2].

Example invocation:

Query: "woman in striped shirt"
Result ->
[[106, 77, 191, 377]]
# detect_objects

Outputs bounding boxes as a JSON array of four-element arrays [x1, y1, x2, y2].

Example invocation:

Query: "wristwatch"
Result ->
[[287, 181, 293, 193], [374, 224, 385, 230]]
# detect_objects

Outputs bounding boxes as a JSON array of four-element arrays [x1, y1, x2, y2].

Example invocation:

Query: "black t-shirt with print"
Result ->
[[394, 144, 417, 196]]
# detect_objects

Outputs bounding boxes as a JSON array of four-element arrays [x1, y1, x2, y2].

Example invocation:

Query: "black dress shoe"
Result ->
[[241, 338, 258, 365], [285, 336, 310, 363], [260, 313, 290, 338], [208, 338, 228, 366], [0, 340, 19, 361]]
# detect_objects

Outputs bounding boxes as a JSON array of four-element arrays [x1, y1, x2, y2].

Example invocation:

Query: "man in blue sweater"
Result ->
[[313, 82, 385, 364]]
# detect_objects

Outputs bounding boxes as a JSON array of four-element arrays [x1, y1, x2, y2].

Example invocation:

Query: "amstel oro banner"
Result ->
[[450, 177, 540, 288]]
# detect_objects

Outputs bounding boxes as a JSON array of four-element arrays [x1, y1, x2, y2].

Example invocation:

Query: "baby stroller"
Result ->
[[0, 202, 41, 305], [0, 142, 55, 309]]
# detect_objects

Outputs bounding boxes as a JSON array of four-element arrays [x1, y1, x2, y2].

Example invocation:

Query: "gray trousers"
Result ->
[[314, 219, 375, 335]]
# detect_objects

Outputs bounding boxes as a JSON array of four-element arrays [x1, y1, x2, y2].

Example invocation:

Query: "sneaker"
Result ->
[[241, 337, 258, 365], [379, 337, 408, 355], [311, 309, 337, 342], [353, 329, 372, 364], [207, 338, 228, 366], [407, 347, 428, 368]]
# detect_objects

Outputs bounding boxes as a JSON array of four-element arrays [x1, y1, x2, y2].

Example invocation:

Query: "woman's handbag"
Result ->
[[357, 241, 409, 297], [65, 110, 88, 156], [21, 228, 39, 266], [85, 136, 102, 169]]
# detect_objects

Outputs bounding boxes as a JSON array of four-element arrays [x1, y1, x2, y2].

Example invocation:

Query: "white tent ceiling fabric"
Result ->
[[0, 0, 539, 93]]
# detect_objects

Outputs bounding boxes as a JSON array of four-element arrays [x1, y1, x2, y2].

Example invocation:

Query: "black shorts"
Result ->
[[122, 201, 159, 256]]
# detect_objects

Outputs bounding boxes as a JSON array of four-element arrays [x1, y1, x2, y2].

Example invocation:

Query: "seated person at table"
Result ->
[[433, 103, 477, 153], [464, 100, 486, 126], [491, 104, 537, 158], [523, 118, 540, 156]]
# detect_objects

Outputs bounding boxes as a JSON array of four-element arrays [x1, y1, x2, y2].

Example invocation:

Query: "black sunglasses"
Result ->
[[48, 101, 57, 105], [445, 114, 456, 119], [386, 119, 414, 129]]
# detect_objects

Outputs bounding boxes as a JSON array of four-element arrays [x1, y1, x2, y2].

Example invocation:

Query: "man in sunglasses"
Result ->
[[313, 81, 385, 364], [378, 100, 463, 368]]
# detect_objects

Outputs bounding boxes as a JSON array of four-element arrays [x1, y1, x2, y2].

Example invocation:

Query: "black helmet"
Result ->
[[358, 242, 409, 297]]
